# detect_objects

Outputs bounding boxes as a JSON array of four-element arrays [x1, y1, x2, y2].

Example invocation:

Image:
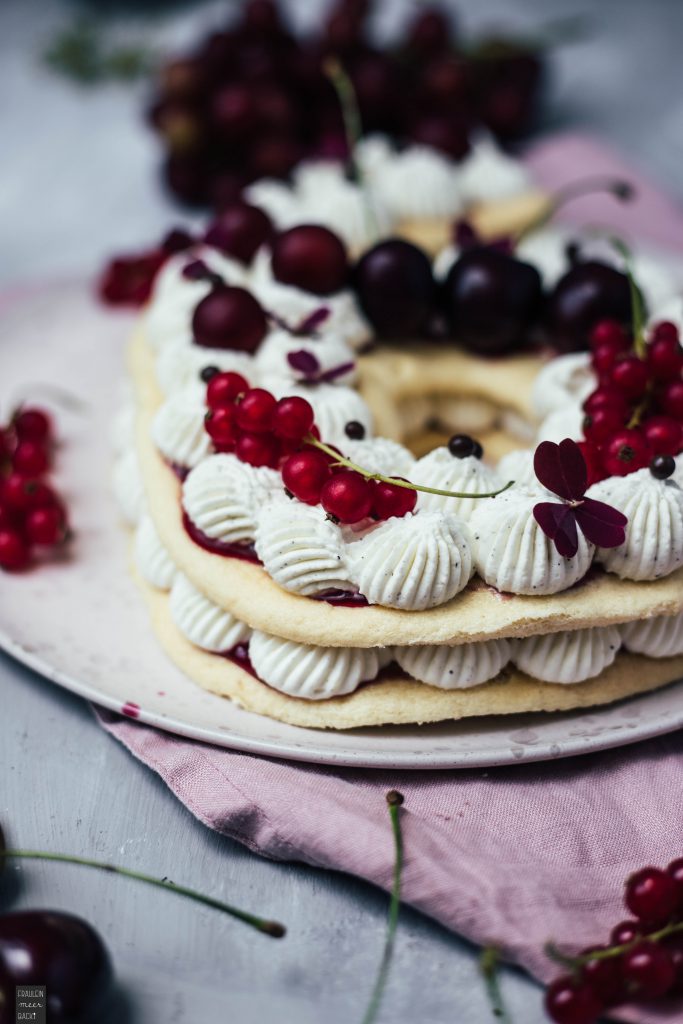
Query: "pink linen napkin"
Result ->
[[90, 132, 681, 1022]]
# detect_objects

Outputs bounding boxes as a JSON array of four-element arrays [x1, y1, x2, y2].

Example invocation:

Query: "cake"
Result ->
[[113, 143, 683, 729]]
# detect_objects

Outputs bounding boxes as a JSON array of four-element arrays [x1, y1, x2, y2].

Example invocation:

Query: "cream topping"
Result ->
[[248, 630, 383, 699], [396, 638, 511, 689], [588, 470, 683, 580], [531, 353, 595, 421], [260, 381, 373, 449], [243, 178, 302, 228], [169, 573, 252, 652], [412, 447, 502, 521], [254, 500, 353, 597], [341, 437, 415, 478], [182, 453, 280, 544], [347, 510, 473, 610], [470, 489, 594, 595], [535, 404, 584, 444], [113, 450, 146, 526], [621, 611, 683, 658], [254, 328, 357, 389], [374, 145, 464, 221], [155, 338, 255, 397], [151, 391, 212, 470], [458, 135, 533, 203], [110, 400, 136, 455], [294, 167, 391, 252], [135, 514, 177, 590], [513, 626, 621, 684]]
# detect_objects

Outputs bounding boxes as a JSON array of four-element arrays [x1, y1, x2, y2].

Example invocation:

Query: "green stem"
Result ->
[[307, 435, 514, 501], [515, 177, 633, 244], [609, 237, 647, 358], [1, 850, 285, 938], [480, 947, 514, 1023], [545, 919, 683, 972], [362, 791, 404, 1024]]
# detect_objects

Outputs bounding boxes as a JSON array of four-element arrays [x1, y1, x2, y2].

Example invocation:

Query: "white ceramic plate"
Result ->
[[1, 282, 682, 769]]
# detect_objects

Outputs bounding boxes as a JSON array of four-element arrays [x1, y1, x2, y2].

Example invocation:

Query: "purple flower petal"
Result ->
[[533, 501, 579, 558], [296, 306, 331, 335], [319, 360, 356, 383], [534, 439, 587, 501], [287, 350, 320, 378], [575, 498, 627, 549]]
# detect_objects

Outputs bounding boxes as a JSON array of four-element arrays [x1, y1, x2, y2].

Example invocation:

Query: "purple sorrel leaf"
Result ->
[[319, 361, 356, 383], [533, 501, 579, 558], [296, 306, 331, 335], [575, 498, 627, 549], [287, 349, 320, 378], [534, 439, 587, 501], [182, 259, 210, 280]]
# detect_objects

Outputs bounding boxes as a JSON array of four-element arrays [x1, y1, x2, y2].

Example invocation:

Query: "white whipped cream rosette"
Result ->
[[243, 178, 302, 229], [249, 631, 384, 699], [169, 574, 251, 653], [255, 501, 353, 597], [135, 515, 177, 591], [155, 337, 255, 397], [151, 389, 212, 470], [531, 352, 595, 421], [347, 510, 473, 610], [470, 487, 594, 595], [396, 638, 511, 690], [621, 611, 683, 658], [113, 450, 146, 526], [513, 626, 621, 684], [535, 405, 585, 444], [342, 437, 415, 478], [588, 469, 683, 580], [458, 134, 533, 204], [412, 447, 502, 521], [292, 162, 391, 252], [254, 328, 357, 390], [371, 145, 464, 222], [182, 453, 281, 545]]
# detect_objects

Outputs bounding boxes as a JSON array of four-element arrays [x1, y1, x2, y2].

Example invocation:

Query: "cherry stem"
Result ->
[[361, 791, 404, 1024], [515, 176, 634, 244], [306, 435, 515, 500], [609, 236, 647, 359], [1, 850, 286, 939], [545, 919, 683, 973], [480, 947, 514, 1024]]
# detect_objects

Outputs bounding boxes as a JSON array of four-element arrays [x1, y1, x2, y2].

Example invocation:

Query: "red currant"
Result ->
[[371, 479, 417, 520], [206, 371, 248, 409], [544, 975, 603, 1024], [602, 429, 650, 477], [272, 396, 315, 440], [583, 387, 629, 419], [667, 856, 683, 897], [651, 320, 680, 343], [625, 866, 680, 927], [610, 920, 642, 946], [24, 481, 59, 510], [0, 529, 30, 570], [621, 941, 676, 998], [642, 415, 683, 456], [25, 506, 65, 546], [12, 440, 49, 477], [14, 407, 51, 443], [576, 440, 604, 486], [648, 335, 683, 380], [590, 319, 628, 351], [0, 504, 20, 531], [2, 473, 37, 510], [611, 355, 650, 398], [660, 380, 683, 420], [235, 389, 276, 434], [281, 450, 331, 503], [204, 406, 237, 449], [661, 933, 683, 992], [235, 432, 279, 468], [592, 342, 623, 376], [583, 407, 625, 444], [320, 471, 373, 523], [579, 947, 624, 1007]]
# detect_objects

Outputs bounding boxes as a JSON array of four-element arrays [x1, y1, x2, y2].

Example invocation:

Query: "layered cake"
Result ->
[[113, 143, 683, 728]]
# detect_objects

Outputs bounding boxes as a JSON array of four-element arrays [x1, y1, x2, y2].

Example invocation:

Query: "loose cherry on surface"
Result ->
[[352, 239, 436, 337], [0, 910, 114, 1023], [192, 286, 267, 352], [204, 203, 273, 264], [546, 261, 632, 353], [270, 225, 348, 296]]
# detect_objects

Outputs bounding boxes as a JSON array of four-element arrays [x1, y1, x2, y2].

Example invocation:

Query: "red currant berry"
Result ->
[[371, 480, 417, 520], [192, 286, 267, 353], [2, 472, 36, 510], [648, 335, 683, 380], [660, 379, 683, 420], [24, 481, 59, 510], [610, 920, 642, 946], [579, 947, 624, 1007], [0, 504, 20, 531], [272, 396, 315, 440], [583, 407, 625, 444], [592, 342, 623, 376], [602, 429, 650, 477], [14, 407, 51, 443], [12, 440, 49, 477], [583, 387, 629, 419], [544, 975, 603, 1024], [576, 441, 604, 486], [204, 407, 237, 449], [625, 866, 680, 927], [320, 471, 374, 523], [0, 529, 30, 570], [651, 320, 680, 343], [666, 856, 683, 895], [590, 319, 628, 351], [25, 506, 66, 546], [611, 355, 650, 398], [622, 941, 676, 998], [206, 371, 248, 409], [235, 432, 279, 468], [270, 225, 348, 296], [661, 933, 683, 992], [642, 415, 683, 456], [281, 450, 331, 504], [235, 388, 276, 434]]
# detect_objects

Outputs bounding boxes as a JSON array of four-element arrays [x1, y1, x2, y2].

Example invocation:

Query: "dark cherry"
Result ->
[[650, 454, 676, 480], [352, 239, 436, 337], [271, 226, 349, 296], [0, 911, 113, 1022], [546, 261, 634, 353], [192, 286, 267, 352], [345, 420, 366, 440], [443, 246, 542, 355], [448, 434, 483, 459], [407, 7, 452, 55], [408, 113, 471, 160], [204, 203, 273, 264]]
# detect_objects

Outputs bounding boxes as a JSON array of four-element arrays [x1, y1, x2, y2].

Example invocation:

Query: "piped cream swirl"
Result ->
[[396, 638, 511, 689], [169, 574, 251, 652], [513, 626, 621, 683], [249, 630, 383, 699]]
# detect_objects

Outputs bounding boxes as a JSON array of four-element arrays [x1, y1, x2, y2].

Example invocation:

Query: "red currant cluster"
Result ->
[[545, 860, 683, 1023], [0, 408, 69, 571], [580, 319, 683, 482], [202, 370, 416, 525], [99, 227, 194, 306]]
